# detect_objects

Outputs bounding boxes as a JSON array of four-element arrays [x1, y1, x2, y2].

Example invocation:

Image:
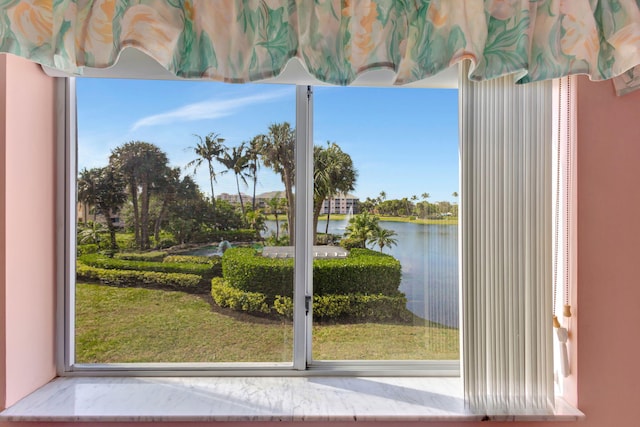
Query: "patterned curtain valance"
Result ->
[[1, 0, 639, 86]]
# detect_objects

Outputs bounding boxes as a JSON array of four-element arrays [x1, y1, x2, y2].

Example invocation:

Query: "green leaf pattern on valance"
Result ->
[[0, 0, 638, 84]]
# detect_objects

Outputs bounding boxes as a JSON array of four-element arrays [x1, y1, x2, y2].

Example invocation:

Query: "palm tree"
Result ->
[[218, 143, 250, 218], [345, 212, 380, 249], [93, 166, 127, 251], [110, 141, 169, 249], [368, 227, 398, 252], [267, 192, 285, 240], [253, 122, 296, 240], [77, 168, 100, 223], [247, 137, 262, 211], [421, 192, 430, 201], [313, 142, 357, 243], [186, 132, 226, 214]]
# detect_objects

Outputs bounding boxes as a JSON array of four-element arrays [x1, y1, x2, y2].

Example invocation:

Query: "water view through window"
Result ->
[[74, 79, 459, 366]]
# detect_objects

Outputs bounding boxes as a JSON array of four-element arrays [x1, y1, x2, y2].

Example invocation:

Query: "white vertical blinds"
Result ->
[[460, 62, 554, 411]]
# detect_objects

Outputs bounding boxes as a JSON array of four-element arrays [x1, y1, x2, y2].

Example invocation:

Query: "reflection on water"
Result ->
[[263, 220, 459, 328]]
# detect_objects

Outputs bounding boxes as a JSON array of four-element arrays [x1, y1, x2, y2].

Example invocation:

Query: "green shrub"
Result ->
[[210, 278, 270, 314], [77, 244, 100, 256], [273, 295, 294, 318], [115, 251, 167, 262], [339, 237, 364, 250], [163, 255, 214, 264], [272, 293, 410, 322], [77, 262, 201, 292], [79, 253, 221, 290], [222, 247, 401, 298], [222, 248, 294, 297]]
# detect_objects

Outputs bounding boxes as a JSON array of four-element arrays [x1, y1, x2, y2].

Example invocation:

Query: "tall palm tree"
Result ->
[[186, 132, 226, 214], [77, 167, 100, 224], [247, 137, 262, 211], [253, 122, 296, 240], [218, 143, 250, 218], [368, 227, 398, 252], [93, 166, 127, 252], [313, 142, 357, 243], [110, 141, 169, 249]]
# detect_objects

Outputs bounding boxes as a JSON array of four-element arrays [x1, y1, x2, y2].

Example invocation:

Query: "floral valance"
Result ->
[[1, 0, 639, 86]]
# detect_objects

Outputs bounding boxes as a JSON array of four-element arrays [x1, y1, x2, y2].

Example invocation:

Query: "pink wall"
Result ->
[[1, 57, 640, 425], [0, 54, 56, 409], [574, 76, 640, 427]]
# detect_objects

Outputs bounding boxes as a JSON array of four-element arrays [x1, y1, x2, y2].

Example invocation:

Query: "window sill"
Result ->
[[0, 377, 583, 423]]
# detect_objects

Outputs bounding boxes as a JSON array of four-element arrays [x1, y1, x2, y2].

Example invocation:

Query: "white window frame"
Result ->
[[57, 78, 461, 377]]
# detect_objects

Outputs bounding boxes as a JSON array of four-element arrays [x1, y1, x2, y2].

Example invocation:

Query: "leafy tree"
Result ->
[[110, 141, 169, 249], [165, 175, 207, 244], [151, 167, 181, 245], [186, 132, 226, 223], [313, 142, 357, 243], [253, 122, 296, 240], [245, 209, 267, 237], [368, 227, 398, 252], [77, 221, 108, 245], [92, 166, 127, 251], [218, 142, 250, 218], [344, 212, 380, 249]]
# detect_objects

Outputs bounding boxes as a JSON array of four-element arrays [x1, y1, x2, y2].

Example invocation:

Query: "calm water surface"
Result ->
[[264, 219, 459, 327]]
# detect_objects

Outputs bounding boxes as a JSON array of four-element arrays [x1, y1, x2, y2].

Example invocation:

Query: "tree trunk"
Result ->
[[207, 160, 217, 228], [236, 175, 245, 219], [154, 199, 168, 245], [325, 198, 331, 235], [129, 179, 140, 249], [283, 171, 294, 243], [107, 221, 118, 253], [140, 182, 150, 250]]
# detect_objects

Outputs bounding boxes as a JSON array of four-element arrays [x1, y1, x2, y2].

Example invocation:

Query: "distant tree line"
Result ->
[[77, 122, 358, 251]]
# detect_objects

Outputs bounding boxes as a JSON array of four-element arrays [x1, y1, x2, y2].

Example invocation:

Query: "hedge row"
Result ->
[[77, 263, 202, 292], [163, 255, 215, 264], [210, 278, 270, 314], [114, 251, 167, 262], [222, 247, 401, 298], [78, 254, 221, 287], [211, 279, 410, 321]]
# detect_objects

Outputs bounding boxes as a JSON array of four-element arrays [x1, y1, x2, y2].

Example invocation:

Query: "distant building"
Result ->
[[217, 192, 252, 205], [76, 202, 124, 228], [320, 193, 359, 215], [254, 191, 286, 210]]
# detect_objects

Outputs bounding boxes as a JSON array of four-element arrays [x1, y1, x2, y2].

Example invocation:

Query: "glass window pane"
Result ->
[[75, 79, 295, 364], [311, 86, 459, 361]]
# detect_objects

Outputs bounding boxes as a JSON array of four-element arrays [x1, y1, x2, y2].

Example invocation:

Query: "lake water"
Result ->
[[263, 219, 459, 328]]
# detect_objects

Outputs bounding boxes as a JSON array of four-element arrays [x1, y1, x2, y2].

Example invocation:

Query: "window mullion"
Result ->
[[293, 85, 313, 370]]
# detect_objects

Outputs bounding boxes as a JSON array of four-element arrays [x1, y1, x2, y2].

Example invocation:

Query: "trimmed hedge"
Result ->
[[79, 253, 221, 289], [211, 278, 410, 321], [210, 278, 270, 314], [77, 262, 201, 292], [114, 251, 167, 262], [222, 247, 401, 298], [163, 255, 215, 264], [273, 293, 410, 321]]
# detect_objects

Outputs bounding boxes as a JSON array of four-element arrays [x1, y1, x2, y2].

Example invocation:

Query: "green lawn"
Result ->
[[264, 213, 458, 225], [76, 283, 459, 363]]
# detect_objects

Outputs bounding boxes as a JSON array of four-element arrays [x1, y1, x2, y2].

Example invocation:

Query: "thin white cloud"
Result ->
[[130, 89, 290, 131]]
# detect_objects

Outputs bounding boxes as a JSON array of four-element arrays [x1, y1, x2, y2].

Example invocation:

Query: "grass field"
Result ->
[[263, 214, 458, 225], [76, 283, 459, 363]]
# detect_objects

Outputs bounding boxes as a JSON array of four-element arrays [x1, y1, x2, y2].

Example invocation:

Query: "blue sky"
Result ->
[[77, 79, 459, 202]]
